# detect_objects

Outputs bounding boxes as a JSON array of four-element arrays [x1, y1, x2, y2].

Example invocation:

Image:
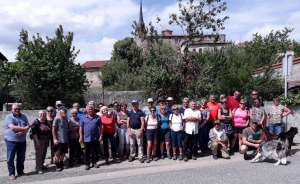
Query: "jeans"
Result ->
[[198, 123, 209, 151], [183, 133, 198, 158], [118, 128, 130, 149], [171, 130, 183, 148], [103, 132, 117, 158], [5, 139, 26, 176]]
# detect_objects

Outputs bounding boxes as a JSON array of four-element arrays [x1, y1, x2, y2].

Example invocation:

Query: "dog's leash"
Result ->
[[261, 124, 268, 141]]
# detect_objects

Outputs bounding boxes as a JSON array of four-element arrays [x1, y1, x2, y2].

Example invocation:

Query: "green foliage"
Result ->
[[0, 25, 88, 109], [280, 92, 300, 106]]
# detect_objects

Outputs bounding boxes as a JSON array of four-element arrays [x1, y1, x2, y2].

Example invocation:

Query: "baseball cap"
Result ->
[[167, 97, 173, 101], [214, 120, 221, 124], [147, 98, 154, 103], [131, 100, 138, 103], [55, 101, 62, 106], [250, 118, 260, 123]]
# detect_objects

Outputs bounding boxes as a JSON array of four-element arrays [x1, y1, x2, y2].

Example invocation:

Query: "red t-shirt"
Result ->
[[226, 96, 240, 111], [206, 102, 220, 122], [100, 115, 115, 133]]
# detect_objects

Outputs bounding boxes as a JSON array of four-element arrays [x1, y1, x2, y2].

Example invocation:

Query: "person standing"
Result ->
[[166, 97, 174, 114], [198, 99, 210, 157], [5, 103, 30, 180], [32, 110, 51, 174], [68, 108, 83, 167], [226, 90, 242, 111], [46, 106, 55, 165], [142, 98, 155, 157], [156, 97, 165, 115], [179, 97, 189, 115], [52, 108, 69, 172], [117, 103, 130, 159], [79, 105, 102, 170], [127, 100, 145, 163], [68, 103, 84, 119], [206, 94, 220, 130], [246, 90, 264, 109], [183, 100, 201, 161], [159, 105, 172, 159]]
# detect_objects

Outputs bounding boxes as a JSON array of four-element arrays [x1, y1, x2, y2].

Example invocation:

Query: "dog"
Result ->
[[278, 127, 298, 156], [250, 140, 287, 165]]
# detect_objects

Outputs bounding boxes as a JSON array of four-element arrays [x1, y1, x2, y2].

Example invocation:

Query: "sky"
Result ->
[[0, 0, 299, 64]]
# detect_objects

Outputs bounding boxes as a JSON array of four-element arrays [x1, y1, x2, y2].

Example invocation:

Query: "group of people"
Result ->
[[4, 90, 291, 180]]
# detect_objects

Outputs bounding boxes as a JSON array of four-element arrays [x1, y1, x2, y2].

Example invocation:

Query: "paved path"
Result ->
[[1, 144, 299, 184]]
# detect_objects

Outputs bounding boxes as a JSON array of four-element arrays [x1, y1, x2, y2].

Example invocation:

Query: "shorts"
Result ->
[[220, 123, 233, 134], [146, 129, 159, 141], [54, 142, 68, 155], [268, 123, 284, 135], [159, 129, 171, 142], [233, 126, 245, 134]]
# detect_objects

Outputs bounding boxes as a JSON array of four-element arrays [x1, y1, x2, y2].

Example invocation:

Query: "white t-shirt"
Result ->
[[145, 115, 158, 129], [169, 113, 184, 132], [184, 108, 201, 134]]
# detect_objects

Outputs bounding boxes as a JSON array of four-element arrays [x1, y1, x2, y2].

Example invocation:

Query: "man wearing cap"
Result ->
[[208, 120, 230, 160], [183, 100, 201, 161], [166, 97, 174, 114], [142, 98, 154, 116], [241, 118, 265, 160], [127, 100, 145, 163], [68, 102, 84, 119], [179, 97, 189, 115], [156, 97, 165, 115]]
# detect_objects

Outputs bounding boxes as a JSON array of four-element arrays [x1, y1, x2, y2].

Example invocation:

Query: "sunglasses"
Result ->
[[150, 110, 156, 112], [172, 109, 179, 110], [240, 103, 246, 105], [252, 93, 258, 95]]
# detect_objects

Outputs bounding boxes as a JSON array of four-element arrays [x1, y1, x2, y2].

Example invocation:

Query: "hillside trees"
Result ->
[[0, 25, 88, 109]]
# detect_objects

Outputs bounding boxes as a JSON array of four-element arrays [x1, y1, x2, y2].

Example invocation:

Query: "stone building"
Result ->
[[134, 0, 230, 54], [82, 60, 109, 89]]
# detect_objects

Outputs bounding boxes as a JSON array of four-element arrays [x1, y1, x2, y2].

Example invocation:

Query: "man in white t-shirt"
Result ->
[[183, 100, 201, 161]]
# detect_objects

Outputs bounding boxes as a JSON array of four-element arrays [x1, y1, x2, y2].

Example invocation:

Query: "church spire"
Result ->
[[138, 0, 144, 25]]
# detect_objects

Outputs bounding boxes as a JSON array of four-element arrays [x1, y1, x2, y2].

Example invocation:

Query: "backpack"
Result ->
[[146, 114, 161, 128], [169, 113, 183, 122]]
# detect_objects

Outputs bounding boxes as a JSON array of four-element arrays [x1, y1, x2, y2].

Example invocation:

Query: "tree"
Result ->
[[1, 25, 88, 109]]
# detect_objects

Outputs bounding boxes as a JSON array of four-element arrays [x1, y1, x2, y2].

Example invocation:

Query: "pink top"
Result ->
[[233, 108, 249, 127]]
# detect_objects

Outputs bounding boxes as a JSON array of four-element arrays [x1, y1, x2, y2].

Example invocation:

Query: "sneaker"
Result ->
[[213, 155, 218, 160], [128, 156, 134, 162], [161, 154, 165, 159], [109, 154, 113, 159], [153, 156, 158, 161], [84, 165, 90, 170], [244, 153, 251, 160], [10, 175, 16, 180], [139, 158, 144, 163], [93, 163, 100, 168], [179, 154, 183, 161], [36, 170, 43, 174], [192, 156, 197, 160], [146, 157, 151, 163], [167, 154, 172, 159], [184, 156, 188, 162], [113, 158, 121, 163], [173, 154, 177, 160]]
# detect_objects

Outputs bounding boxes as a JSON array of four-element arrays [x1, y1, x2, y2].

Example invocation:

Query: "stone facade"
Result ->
[[85, 68, 102, 89]]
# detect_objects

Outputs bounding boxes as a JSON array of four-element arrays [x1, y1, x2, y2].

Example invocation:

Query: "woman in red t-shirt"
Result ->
[[100, 106, 120, 164]]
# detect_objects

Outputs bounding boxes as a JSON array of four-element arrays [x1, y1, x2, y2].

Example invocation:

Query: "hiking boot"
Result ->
[[152, 156, 158, 161], [128, 156, 134, 162], [179, 154, 183, 161], [173, 154, 177, 160], [56, 163, 62, 172], [244, 153, 251, 160], [184, 156, 188, 162], [139, 158, 144, 163], [213, 155, 218, 160], [167, 154, 172, 159], [84, 165, 90, 170], [192, 156, 197, 160], [93, 163, 100, 168], [161, 154, 165, 159], [146, 156, 151, 163], [109, 154, 113, 159], [113, 158, 121, 163]]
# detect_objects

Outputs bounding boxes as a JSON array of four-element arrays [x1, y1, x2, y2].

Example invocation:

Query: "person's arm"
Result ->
[[260, 109, 265, 125], [218, 109, 223, 120], [283, 107, 291, 117], [186, 116, 201, 122], [7, 124, 30, 132], [249, 109, 253, 119], [33, 134, 40, 148], [79, 126, 83, 143], [117, 115, 122, 125], [242, 136, 259, 148], [52, 126, 58, 145], [113, 118, 117, 137]]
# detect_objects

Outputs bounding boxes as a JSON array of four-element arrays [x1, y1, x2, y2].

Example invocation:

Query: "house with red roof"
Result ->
[[82, 60, 109, 89]]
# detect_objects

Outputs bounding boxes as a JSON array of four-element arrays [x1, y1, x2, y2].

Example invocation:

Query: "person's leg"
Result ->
[[75, 139, 83, 163], [268, 123, 275, 140], [230, 133, 237, 151], [68, 139, 76, 166], [238, 132, 243, 151], [118, 128, 124, 157], [171, 131, 177, 155], [274, 123, 284, 139], [165, 130, 171, 158], [129, 129, 136, 159], [91, 141, 99, 165], [41, 139, 49, 167], [183, 133, 190, 159], [109, 133, 117, 158], [5, 139, 17, 177], [191, 134, 198, 158], [124, 129, 130, 156], [103, 133, 109, 159], [211, 142, 219, 156], [178, 131, 183, 156], [84, 142, 91, 167], [159, 130, 165, 158], [16, 141, 26, 175], [35, 139, 46, 172], [136, 129, 144, 160], [220, 146, 230, 159]]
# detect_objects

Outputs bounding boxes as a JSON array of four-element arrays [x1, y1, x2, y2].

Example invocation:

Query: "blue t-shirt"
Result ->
[[79, 114, 102, 142], [160, 115, 170, 130], [166, 105, 172, 115], [5, 113, 29, 142], [68, 111, 85, 119], [128, 109, 145, 129], [179, 107, 186, 115]]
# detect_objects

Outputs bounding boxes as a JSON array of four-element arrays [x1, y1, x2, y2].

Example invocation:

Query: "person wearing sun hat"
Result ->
[[208, 120, 230, 160], [156, 97, 165, 115], [166, 97, 174, 114]]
